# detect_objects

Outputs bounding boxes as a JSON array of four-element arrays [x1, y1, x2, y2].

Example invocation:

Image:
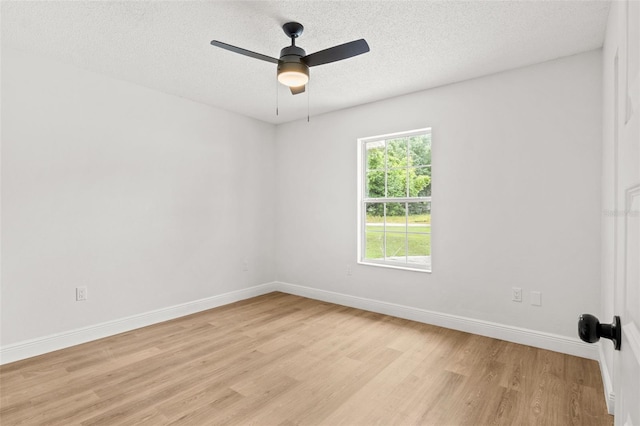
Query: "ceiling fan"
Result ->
[[210, 22, 369, 95]]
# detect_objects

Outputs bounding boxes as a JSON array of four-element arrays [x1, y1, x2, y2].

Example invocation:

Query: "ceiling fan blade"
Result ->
[[302, 39, 369, 67], [290, 85, 306, 95], [210, 40, 279, 64]]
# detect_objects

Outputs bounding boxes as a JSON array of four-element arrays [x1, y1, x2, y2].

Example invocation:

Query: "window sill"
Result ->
[[358, 260, 432, 273]]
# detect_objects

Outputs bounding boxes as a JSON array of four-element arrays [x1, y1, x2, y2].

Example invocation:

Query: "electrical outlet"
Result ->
[[512, 287, 522, 302], [531, 291, 542, 306], [242, 259, 249, 272], [346, 264, 353, 276], [76, 286, 88, 301]]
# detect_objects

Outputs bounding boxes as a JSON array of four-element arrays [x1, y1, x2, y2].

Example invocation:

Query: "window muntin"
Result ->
[[358, 129, 432, 272]]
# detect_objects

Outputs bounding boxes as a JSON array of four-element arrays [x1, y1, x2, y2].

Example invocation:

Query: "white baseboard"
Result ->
[[0, 282, 278, 365], [1, 280, 599, 365], [597, 343, 616, 415], [272, 281, 599, 360]]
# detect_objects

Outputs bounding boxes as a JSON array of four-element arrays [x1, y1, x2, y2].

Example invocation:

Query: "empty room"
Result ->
[[1, 1, 639, 425]]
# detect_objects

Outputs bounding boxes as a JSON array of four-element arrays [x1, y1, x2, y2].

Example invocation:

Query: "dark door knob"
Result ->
[[578, 314, 621, 350]]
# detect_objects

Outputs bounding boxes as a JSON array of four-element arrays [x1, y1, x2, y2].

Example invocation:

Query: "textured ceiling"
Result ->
[[1, 1, 610, 124]]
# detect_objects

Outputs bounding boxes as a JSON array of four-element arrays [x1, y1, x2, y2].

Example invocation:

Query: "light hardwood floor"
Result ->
[[1, 292, 612, 425]]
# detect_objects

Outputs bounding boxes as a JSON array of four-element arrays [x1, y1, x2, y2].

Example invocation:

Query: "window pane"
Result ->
[[386, 138, 409, 169], [385, 233, 407, 261], [365, 202, 384, 261], [365, 202, 384, 221], [365, 141, 385, 171], [406, 233, 431, 258], [366, 171, 385, 198], [408, 201, 431, 261], [386, 169, 407, 198], [385, 203, 406, 232], [409, 166, 431, 197], [409, 134, 431, 167], [407, 202, 431, 225], [365, 228, 384, 261]]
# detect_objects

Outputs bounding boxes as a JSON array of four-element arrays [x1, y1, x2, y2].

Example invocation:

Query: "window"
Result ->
[[357, 129, 432, 272]]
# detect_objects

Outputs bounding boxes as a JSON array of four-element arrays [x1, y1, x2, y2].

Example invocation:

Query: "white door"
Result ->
[[614, 1, 640, 424]]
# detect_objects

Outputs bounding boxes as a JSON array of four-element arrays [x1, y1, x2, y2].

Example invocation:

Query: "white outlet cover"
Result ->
[[512, 287, 522, 302], [76, 286, 87, 301], [531, 291, 542, 306]]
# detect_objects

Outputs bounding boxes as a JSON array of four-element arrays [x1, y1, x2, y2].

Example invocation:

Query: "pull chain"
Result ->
[[276, 77, 279, 116]]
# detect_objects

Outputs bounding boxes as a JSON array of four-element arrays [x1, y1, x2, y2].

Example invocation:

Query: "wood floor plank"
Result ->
[[0, 292, 613, 425]]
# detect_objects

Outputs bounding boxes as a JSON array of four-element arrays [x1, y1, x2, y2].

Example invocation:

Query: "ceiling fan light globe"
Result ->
[[277, 61, 309, 87], [278, 71, 309, 87]]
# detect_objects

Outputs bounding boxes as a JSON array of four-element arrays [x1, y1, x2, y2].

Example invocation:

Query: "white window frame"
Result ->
[[357, 128, 432, 273]]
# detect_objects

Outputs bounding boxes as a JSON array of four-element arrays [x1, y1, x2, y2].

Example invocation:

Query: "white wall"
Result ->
[[276, 50, 602, 339], [1, 48, 276, 346]]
